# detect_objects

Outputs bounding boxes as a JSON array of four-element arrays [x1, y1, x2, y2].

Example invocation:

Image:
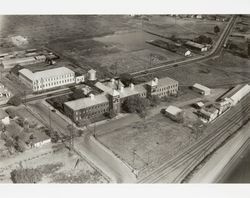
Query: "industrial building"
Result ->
[[1, 55, 47, 69], [185, 41, 208, 52], [221, 84, 250, 106], [19, 67, 75, 92], [64, 76, 179, 123], [192, 83, 211, 96]]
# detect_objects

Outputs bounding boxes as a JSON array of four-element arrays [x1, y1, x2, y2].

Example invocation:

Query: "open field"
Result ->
[[1, 15, 225, 79], [144, 15, 227, 40], [0, 143, 107, 183], [96, 87, 227, 177]]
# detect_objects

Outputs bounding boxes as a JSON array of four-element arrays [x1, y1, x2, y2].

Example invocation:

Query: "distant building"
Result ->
[[19, 67, 75, 92], [192, 83, 211, 96], [184, 50, 191, 57], [1, 55, 46, 69], [185, 41, 208, 52], [165, 105, 184, 121]]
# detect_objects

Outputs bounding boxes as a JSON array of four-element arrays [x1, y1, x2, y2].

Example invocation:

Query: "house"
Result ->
[[192, 83, 211, 96], [31, 132, 51, 148], [0, 109, 10, 125], [184, 50, 191, 57], [165, 105, 184, 122], [198, 107, 219, 123]]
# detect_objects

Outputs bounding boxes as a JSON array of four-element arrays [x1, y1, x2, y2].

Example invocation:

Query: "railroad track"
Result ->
[[132, 15, 237, 79], [139, 94, 250, 183]]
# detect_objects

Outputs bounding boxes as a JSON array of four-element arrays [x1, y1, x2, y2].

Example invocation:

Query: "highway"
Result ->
[[138, 93, 250, 183], [131, 15, 237, 79]]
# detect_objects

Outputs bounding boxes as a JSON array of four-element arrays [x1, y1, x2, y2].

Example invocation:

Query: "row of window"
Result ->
[[75, 108, 108, 121], [42, 73, 74, 82], [157, 84, 178, 92], [75, 103, 109, 115], [157, 90, 176, 97], [33, 78, 74, 90]]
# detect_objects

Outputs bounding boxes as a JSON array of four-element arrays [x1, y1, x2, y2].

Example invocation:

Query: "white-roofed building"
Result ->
[[192, 83, 211, 96], [222, 84, 250, 106], [19, 67, 75, 92], [165, 105, 184, 122]]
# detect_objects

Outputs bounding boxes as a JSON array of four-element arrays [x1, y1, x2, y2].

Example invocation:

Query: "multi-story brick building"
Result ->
[[64, 76, 179, 123]]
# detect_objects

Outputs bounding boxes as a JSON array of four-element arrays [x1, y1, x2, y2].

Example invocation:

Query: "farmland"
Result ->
[[0, 15, 228, 79]]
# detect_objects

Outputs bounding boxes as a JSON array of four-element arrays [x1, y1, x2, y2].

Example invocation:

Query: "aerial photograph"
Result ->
[[0, 14, 250, 184]]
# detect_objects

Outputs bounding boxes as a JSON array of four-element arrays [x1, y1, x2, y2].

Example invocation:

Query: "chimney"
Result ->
[[154, 77, 158, 85], [120, 85, 124, 92], [89, 93, 95, 100], [130, 83, 134, 90]]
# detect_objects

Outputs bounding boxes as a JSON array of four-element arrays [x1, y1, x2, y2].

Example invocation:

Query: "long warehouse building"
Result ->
[[19, 67, 75, 92]]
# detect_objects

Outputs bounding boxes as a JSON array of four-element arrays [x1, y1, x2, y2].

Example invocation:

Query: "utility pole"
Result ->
[[49, 107, 52, 131], [23, 91, 26, 106], [69, 121, 74, 150]]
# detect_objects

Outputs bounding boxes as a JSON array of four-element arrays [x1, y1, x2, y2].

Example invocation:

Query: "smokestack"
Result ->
[[120, 85, 124, 92], [89, 93, 95, 100], [154, 77, 158, 85], [130, 83, 134, 90]]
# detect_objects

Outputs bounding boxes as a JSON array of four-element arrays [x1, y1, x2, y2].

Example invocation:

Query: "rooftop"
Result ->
[[165, 105, 182, 115], [186, 41, 206, 49], [64, 93, 109, 111], [193, 83, 211, 92], [146, 77, 178, 87], [19, 66, 74, 81]]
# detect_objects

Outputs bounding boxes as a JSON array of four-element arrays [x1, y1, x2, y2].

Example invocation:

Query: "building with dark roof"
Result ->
[[64, 76, 179, 123]]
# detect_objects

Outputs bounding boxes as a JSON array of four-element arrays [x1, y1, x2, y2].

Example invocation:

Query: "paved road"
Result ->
[[132, 15, 237, 78]]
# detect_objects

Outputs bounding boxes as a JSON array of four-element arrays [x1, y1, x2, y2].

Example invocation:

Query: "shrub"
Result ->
[[10, 168, 42, 183], [7, 95, 22, 106]]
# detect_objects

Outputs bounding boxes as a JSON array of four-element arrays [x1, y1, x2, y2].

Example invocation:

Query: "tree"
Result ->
[[119, 73, 133, 87], [5, 108, 17, 119], [51, 130, 60, 143], [122, 95, 150, 115], [214, 25, 220, 34], [71, 88, 85, 100], [7, 95, 22, 106], [194, 35, 212, 44], [10, 168, 42, 183], [149, 95, 161, 107]]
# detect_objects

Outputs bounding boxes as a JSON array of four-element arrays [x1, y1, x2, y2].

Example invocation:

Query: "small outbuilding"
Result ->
[[164, 105, 184, 122], [192, 83, 211, 96]]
